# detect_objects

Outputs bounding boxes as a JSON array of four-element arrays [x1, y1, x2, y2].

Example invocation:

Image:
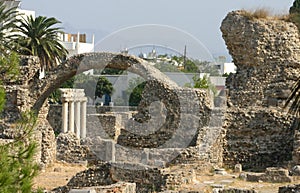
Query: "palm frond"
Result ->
[[285, 78, 300, 116]]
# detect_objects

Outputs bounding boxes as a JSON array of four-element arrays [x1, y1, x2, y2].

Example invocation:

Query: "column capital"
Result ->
[[61, 97, 69, 103]]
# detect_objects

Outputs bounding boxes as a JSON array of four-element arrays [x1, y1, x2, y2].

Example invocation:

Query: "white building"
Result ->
[[1, 0, 35, 19], [214, 56, 237, 75], [222, 62, 237, 74], [59, 32, 95, 74], [17, 8, 35, 20], [59, 33, 95, 58]]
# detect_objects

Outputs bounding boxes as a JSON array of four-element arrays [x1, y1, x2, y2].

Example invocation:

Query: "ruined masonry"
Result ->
[[221, 11, 300, 170], [2, 9, 300, 192]]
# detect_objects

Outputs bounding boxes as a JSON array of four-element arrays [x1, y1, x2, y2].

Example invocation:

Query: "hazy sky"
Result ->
[[20, 0, 294, 61]]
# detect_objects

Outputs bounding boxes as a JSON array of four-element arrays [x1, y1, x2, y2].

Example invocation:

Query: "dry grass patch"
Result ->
[[240, 8, 289, 21], [33, 161, 87, 191]]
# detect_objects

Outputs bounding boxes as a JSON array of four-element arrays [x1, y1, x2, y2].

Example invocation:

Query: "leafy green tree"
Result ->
[[95, 67, 124, 75], [193, 75, 209, 89], [94, 77, 114, 99], [126, 77, 146, 106], [75, 75, 114, 101], [15, 16, 68, 71], [183, 59, 199, 73], [154, 61, 180, 72], [191, 75, 217, 95], [172, 56, 200, 73], [0, 2, 19, 54], [171, 56, 220, 75]]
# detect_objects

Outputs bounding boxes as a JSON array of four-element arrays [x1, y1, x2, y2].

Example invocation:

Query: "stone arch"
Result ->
[[31, 52, 179, 112]]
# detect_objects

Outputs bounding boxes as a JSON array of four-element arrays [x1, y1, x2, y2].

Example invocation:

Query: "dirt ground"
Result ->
[[33, 163, 300, 192], [33, 161, 87, 190]]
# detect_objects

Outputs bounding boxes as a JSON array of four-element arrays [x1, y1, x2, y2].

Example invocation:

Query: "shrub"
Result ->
[[240, 9, 270, 20]]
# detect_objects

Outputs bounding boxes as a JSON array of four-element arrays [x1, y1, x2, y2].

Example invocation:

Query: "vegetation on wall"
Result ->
[[239, 9, 271, 20], [185, 75, 217, 96], [0, 53, 40, 193]]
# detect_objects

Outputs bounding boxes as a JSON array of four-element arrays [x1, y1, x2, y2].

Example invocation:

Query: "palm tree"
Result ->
[[284, 1, 300, 117], [285, 78, 300, 117], [15, 15, 68, 71], [0, 2, 19, 54]]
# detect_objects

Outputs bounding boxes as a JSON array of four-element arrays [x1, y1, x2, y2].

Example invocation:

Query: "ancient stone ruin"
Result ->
[[221, 10, 300, 171], [1, 9, 300, 193], [0, 51, 225, 192]]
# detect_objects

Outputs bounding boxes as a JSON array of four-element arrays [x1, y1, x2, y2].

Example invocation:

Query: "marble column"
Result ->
[[74, 101, 81, 138], [69, 100, 75, 133], [80, 100, 87, 138], [62, 99, 68, 133]]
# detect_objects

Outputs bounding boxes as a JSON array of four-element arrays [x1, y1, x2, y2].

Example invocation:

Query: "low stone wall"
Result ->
[[161, 166, 196, 191], [110, 162, 167, 192], [56, 132, 89, 163], [240, 167, 292, 183], [214, 188, 258, 193], [88, 182, 136, 193], [279, 184, 300, 193], [54, 162, 166, 193]]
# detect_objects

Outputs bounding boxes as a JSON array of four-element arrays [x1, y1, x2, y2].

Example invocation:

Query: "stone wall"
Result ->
[[56, 132, 89, 163], [54, 162, 167, 193], [221, 11, 300, 170], [0, 56, 56, 166], [117, 83, 212, 149], [214, 189, 258, 193], [279, 184, 300, 193], [52, 80, 224, 170], [240, 167, 292, 183]]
